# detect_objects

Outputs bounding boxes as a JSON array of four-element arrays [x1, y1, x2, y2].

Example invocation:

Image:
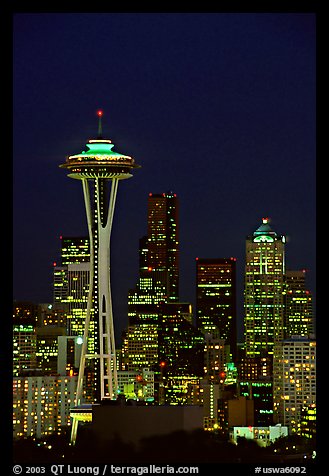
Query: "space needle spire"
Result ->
[[60, 110, 140, 444], [97, 109, 103, 138]]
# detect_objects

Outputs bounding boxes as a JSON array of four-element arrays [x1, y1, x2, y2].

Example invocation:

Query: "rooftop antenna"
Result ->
[[97, 109, 103, 138]]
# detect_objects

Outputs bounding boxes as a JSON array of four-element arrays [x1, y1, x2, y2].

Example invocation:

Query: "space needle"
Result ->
[[60, 111, 140, 443]]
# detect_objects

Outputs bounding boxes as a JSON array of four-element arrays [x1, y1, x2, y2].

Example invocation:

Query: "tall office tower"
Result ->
[[146, 192, 179, 301], [196, 258, 237, 363], [244, 218, 285, 361], [284, 270, 314, 338], [273, 337, 316, 434], [60, 112, 140, 443]]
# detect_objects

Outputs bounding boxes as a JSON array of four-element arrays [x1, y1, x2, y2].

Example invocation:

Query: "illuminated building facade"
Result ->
[[273, 336, 316, 433], [158, 303, 204, 404], [196, 258, 237, 362], [238, 380, 273, 426], [60, 112, 140, 443], [53, 237, 89, 308], [13, 375, 77, 439], [13, 324, 37, 376], [39, 303, 66, 327], [53, 266, 69, 308], [57, 336, 83, 376], [128, 273, 166, 326], [117, 370, 155, 401], [219, 395, 254, 431], [146, 192, 179, 301], [202, 380, 222, 431], [238, 353, 273, 381], [244, 218, 285, 360], [300, 404, 316, 439], [13, 301, 40, 325], [229, 425, 288, 447], [159, 302, 204, 376], [121, 324, 159, 371], [284, 270, 314, 338], [125, 192, 203, 404], [35, 326, 66, 375], [60, 236, 90, 265], [203, 335, 227, 383], [65, 263, 95, 350]]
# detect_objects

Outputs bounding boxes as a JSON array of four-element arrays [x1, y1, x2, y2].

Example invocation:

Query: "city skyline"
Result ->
[[13, 12, 316, 342]]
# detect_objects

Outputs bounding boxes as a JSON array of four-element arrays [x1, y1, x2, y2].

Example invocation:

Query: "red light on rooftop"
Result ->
[[53, 262, 57, 267], [149, 193, 153, 197], [97, 110, 103, 117], [196, 257, 199, 261]]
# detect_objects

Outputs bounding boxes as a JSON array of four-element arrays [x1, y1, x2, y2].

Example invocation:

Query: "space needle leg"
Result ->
[[105, 178, 119, 397], [70, 178, 94, 445]]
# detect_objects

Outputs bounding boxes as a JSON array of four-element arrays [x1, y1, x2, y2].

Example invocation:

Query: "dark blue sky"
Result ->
[[13, 13, 316, 342]]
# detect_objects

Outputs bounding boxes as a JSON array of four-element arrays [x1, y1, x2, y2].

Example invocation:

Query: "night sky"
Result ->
[[13, 12, 316, 343]]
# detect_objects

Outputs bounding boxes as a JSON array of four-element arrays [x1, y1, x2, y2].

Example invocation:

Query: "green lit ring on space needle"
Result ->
[[60, 139, 141, 179]]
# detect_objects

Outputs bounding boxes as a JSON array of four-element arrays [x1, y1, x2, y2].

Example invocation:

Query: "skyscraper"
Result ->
[[244, 218, 285, 360], [146, 192, 179, 301], [124, 192, 204, 404], [60, 111, 140, 443], [284, 270, 314, 338], [196, 258, 237, 362]]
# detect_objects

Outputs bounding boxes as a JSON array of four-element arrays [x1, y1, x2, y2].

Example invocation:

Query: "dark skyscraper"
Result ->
[[146, 192, 179, 301], [196, 258, 237, 362]]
